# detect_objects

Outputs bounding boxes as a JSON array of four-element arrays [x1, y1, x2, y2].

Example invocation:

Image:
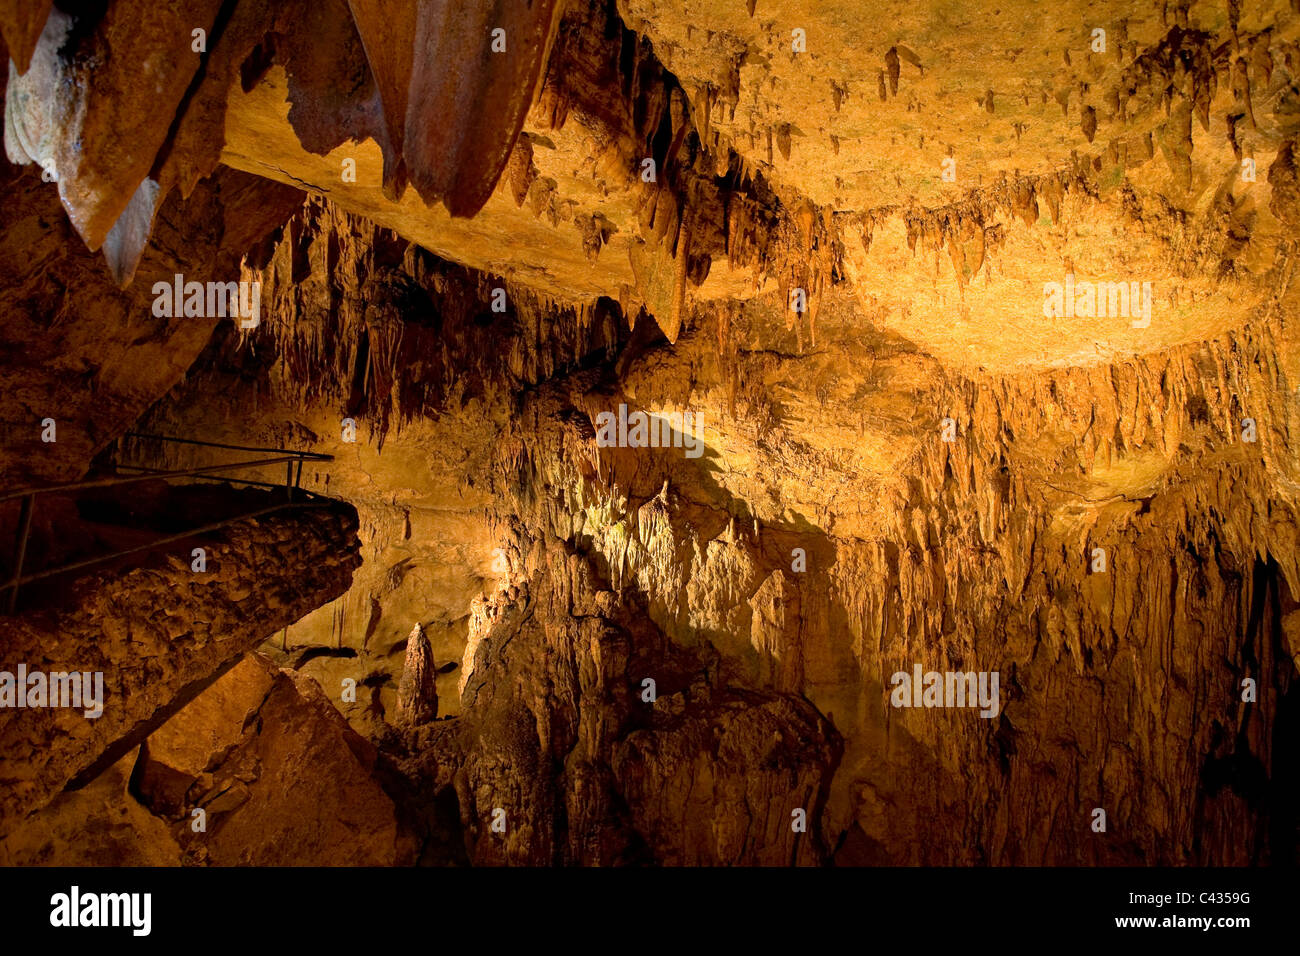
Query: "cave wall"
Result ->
[[113, 194, 1300, 865], [2, 0, 1299, 867]]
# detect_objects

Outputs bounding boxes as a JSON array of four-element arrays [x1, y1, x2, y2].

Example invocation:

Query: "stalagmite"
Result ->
[[395, 623, 438, 727]]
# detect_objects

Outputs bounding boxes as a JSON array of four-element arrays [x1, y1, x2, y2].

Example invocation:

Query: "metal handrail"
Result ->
[[0, 455, 315, 503], [122, 431, 334, 460], [2, 433, 336, 613], [10, 500, 323, 588], [115, 463, 301, 493]]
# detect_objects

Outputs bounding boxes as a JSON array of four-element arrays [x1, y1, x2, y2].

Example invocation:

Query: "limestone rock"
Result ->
[[395, 622, 438, 727], [3, 0, 1300, 869]]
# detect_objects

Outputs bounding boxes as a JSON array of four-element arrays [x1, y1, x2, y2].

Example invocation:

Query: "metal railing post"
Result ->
[[7, 494, 34, 614]]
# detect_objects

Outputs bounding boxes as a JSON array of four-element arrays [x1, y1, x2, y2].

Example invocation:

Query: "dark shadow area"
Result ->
[[0, 479, 334, 615]]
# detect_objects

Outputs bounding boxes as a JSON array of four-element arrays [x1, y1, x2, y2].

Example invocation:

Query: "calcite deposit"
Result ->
[[0, 0, 1297, 868]]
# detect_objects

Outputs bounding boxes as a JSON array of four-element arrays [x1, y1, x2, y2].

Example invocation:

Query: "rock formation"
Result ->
[[0, 0, 1297, 868], [395, 622, 438, 727]]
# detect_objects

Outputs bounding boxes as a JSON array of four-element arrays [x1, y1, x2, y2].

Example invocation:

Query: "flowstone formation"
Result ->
[[0, 0, 1297, 868]]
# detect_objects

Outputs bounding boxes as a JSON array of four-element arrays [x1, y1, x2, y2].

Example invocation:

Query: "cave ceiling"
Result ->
[[0, 0, 1298, 879]]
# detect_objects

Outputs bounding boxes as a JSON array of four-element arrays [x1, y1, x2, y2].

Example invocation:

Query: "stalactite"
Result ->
[[240, 198, 628, 449]]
